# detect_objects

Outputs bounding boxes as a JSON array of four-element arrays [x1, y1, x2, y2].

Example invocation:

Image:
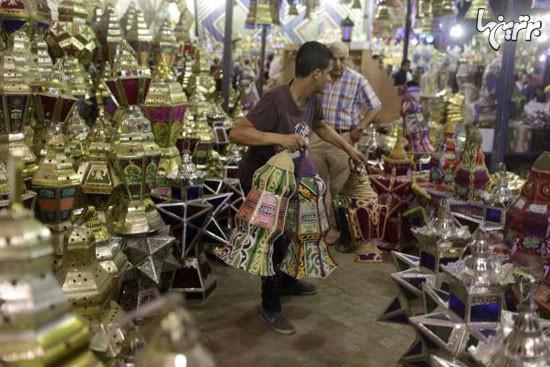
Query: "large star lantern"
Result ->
[[201, 177, 244, 246], [124, 235, 177, 285]]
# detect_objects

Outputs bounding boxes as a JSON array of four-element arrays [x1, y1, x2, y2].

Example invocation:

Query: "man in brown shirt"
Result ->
[[230, 41, 364, 335]]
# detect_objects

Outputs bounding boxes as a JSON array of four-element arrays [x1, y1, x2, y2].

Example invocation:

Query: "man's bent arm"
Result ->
[[229, 118, 281, 147]]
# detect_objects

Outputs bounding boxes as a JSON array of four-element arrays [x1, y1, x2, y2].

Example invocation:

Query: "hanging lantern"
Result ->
[[465, 0, 492, 21], [142, 59, 187, 185], [219, 150, 297, 276], [432, 0, 456, 17], [340, 16, 355, 43], [281, 154, 338, 278]]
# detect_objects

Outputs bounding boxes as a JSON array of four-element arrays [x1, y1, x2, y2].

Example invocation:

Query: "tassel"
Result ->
[[246, 0, 257, 27]]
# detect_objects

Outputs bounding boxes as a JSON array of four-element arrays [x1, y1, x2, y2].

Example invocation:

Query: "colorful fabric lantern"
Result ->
[[429, 120, 459, 184], [402, 94, 434, 154], [505, 152, 550, 260], [454, 125, 490, 201], [281, 153, 337, 278], [219, 150, 297, 276]]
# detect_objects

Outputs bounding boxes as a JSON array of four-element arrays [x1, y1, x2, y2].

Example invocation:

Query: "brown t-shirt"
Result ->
[[238, 83, 324, 193]]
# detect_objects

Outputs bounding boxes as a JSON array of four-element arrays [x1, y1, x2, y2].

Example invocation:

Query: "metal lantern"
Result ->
[[0, 151, 101, 366], [480, 162, 514, 231], [152, 18, 177, 68], [432, 0, 456, 17], [142, 59, 187, 184], [109, 105, 163, 235], [45, 0, 96, 66], [340, 16, 354, 42], [77, 107, 119, 208], [133, 295, 215, 367], [34, 59, 78, 125], [64, 107, 89, 165], [0, 0, 30, 35], [170, 150, 205, 201], [31, 128, 81, 262], [465, 0, 492, 21], [105, 39, 151, 108], [58, 226, 125, 334], [30, 32, 53, 84], [126, 7, 152, 68], [0, 31, 37, 179], [414, 198, 471, 272], [446, 230, 504, 325]]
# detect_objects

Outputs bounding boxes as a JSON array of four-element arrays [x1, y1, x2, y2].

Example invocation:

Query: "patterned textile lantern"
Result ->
[[429, 120, 459, 184], [505, 152, 550, 264], [454, 125, 490, 201], [281, 153, 337, 278], [218, 150, 297, 276], [402, 93, 435, 154]]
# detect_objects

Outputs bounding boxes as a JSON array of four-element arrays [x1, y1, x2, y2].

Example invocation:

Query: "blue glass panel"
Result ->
[[404, 341, 422, 356], [420, 251, 436, 271], [450, 293, 466, 319], [471, 303, 500, 322], [485, 207, 502, 223]]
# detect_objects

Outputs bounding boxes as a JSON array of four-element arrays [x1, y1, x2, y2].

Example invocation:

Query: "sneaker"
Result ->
[[259, 308, 296, 335], [281, 280, 317, 296]]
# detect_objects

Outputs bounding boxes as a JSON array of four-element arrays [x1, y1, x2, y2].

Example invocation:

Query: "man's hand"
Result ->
[[347, 146, 366, 166], [349, 127, 364, 144], [279, 133, 307, 152]]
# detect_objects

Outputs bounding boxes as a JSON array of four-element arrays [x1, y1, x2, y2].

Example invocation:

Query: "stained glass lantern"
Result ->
[[0, 0, 30, 35], [445, 230, 504, 324], [109, 106, 163, 235], [170, 150, 204, 201], [105, 39, 151, 108], [142, 59, 187, 184], [0, 31, 36, 179], [126, 7, 152, 68]]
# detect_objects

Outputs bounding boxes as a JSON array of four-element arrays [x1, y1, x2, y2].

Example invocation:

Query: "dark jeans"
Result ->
[[241, 180, 297, 313], [261, 237, 297, 312]]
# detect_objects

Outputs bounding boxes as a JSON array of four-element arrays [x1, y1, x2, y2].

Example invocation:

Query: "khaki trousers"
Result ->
[[308, 132, 351, 229]]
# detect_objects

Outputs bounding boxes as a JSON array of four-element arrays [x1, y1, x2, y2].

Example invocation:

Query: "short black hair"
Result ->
[[401, 59, 411, 66], [295, 41, 332, 78]]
